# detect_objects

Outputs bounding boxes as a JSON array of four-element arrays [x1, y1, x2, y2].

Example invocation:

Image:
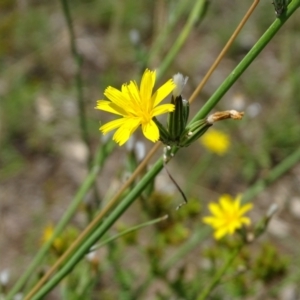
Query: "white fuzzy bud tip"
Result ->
[[173, 73, 188, 97]]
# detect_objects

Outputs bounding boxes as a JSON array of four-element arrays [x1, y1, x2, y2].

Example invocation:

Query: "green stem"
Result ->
[[135, 145, 300, 297], [29, 157, 165, 299], [185, 152, 214, 192], [191, 0, 300, 121], [6, 141, 115, 299], [147, 0, 193, 67], [60, 0, 91, 162], [157, 0, 207, 79], [90, 215, 168, 251], [242, 146, 300, 203], [60, 0, 102, 208], [196, 244, 243, 300], [23, 2, 300, 297], [29, 144, 300, 299]]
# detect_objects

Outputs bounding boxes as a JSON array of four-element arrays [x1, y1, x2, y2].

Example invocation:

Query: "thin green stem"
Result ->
[[29, 144, 300, 299], [196, 244, 243, 300], [147, 0, 193, 67], [185, 153, 214, 192], [7, 141, 115, 299], [157, 0, 207, 79], [134, 146, 300, 297], [60, 0, 91, 162], [191, 0, 300, 121], [60, 0, 102, 208], [242, 146, 300, 203], [29, 157, 165, 299], [90, 215, 168, 251], [136, 145, 300, 297]]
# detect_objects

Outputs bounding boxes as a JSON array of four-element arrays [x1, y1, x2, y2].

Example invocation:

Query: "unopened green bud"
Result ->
[[253, 203, 278, 239], [153, 117, 171, 144], [179, 119, 212, 147], [167, 74, 189, 142], [182, 99, 189, 128], [168, 95, 189, 141]]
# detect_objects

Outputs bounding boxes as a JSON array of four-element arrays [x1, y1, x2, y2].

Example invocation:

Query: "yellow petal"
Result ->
[[208, 203, 223, 217], [104, 86, 129, 108], [152, 79, 175, 107], [113, 118, 141, 145], [228, 222, 239, 234], [96, 100, 127, 116], [240, 217, 251, 225], [100, 118, 127, 134], [219, 195, 233, 211], [141, 120, 159, 142], [113, 126, 131, 146], [214, 227, 228, 240], [126, 81, 142, 108], [152, 103, 175, 116], [202, 216, 218, 227], [140, 69, 155, 106], [239, 203, 253, 216]]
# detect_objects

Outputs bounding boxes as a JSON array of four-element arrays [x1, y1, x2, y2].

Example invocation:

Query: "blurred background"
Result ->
[[1, 0, 300, 299]]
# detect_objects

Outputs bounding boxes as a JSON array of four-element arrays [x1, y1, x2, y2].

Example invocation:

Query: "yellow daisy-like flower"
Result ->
[[203, 194, 253, 240], [200, 128, 230, 155], [41, 224, 63, 252], [95, 69, 176, 145]]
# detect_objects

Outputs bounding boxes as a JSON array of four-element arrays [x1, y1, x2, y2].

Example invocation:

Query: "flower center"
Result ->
[[138, 108, 152, 124]]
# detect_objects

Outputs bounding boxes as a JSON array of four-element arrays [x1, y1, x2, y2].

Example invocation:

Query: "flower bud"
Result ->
[[179, 119, 212, 147], [167, 74, 189, 142]]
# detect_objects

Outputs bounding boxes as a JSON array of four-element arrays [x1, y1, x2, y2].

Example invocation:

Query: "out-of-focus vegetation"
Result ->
[[1, 0, 300, 299]]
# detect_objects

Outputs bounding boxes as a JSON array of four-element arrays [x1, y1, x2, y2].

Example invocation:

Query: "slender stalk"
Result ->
[[242, 146, 300, 203], [191, 0, 300, 121], [196, 244, 243, 300], [29, 157, 165, 300], [157, 0, 207, 79], [23, 142, 162, 300], [61, 0, 103, 211], [90, 215, 168, 251], [27, 109, 300, 299], [147, 0, 193, 66], [134, 146, 300, 297], [185, 152, 213, 192], [188, 0, 260, 104], [60, 0, 91, 160], [6, 141, 115, 299]]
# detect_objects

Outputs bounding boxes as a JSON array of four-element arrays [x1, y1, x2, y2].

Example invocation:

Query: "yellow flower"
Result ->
[[203, 194, 253, 240], [95, 69, 175, 145], [200, 129, 230, 155], [41, 224, 63, 252]]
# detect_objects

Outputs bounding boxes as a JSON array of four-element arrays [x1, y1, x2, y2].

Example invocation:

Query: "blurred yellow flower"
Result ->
[[203, 194, 253, 240], [200, 128, 230, 155], [95, 69, 175, 145], [41, 224, 63, 252]]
